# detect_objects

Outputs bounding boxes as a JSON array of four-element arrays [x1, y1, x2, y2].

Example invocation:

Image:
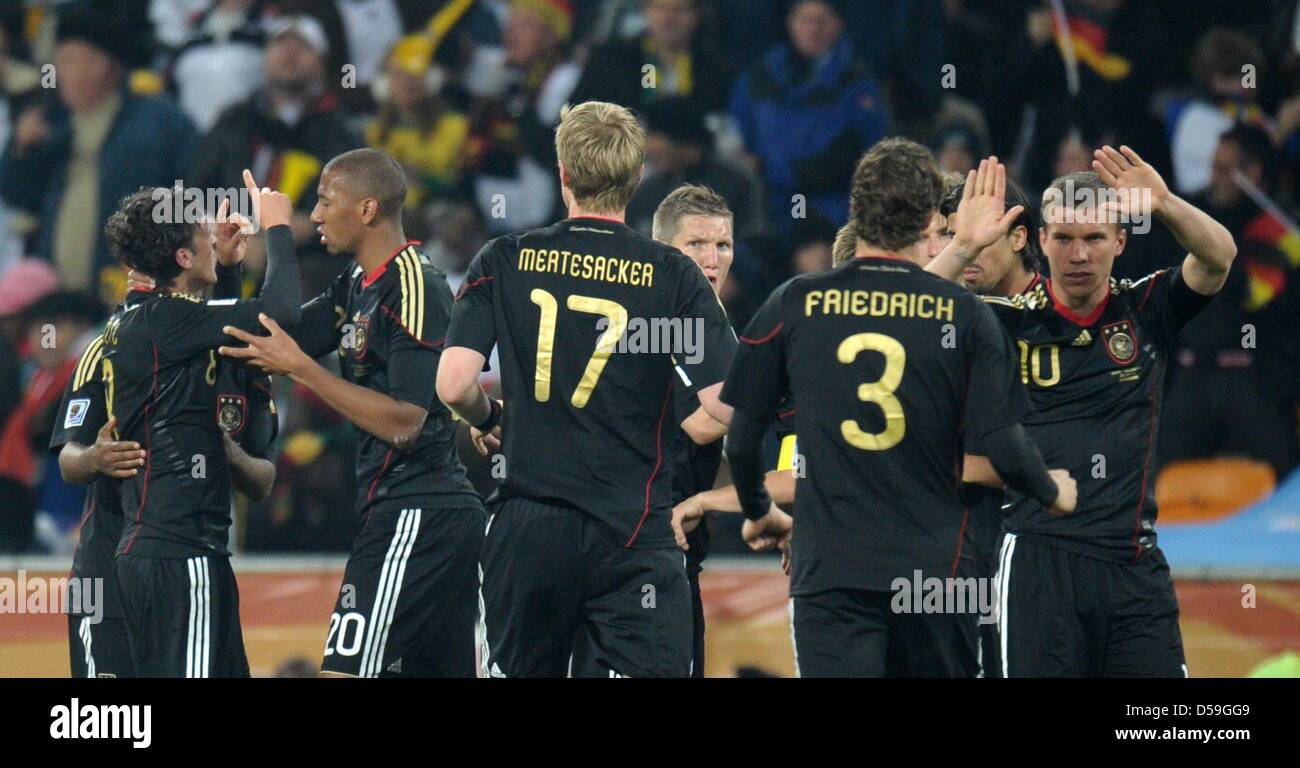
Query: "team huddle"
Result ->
[[49, 99, 1236, 678]]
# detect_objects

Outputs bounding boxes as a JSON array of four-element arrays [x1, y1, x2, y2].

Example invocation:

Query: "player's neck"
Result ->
[[355, 228, 412, 278], [168, 272, 206, 298], [853, 239, 920, 266], [992, 266, 1036, 298], [1051, 275, 1109, 316], [567, 202, 626, 223]]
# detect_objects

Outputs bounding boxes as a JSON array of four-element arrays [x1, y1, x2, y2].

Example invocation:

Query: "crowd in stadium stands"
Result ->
[[1, 0, 1298, 554]]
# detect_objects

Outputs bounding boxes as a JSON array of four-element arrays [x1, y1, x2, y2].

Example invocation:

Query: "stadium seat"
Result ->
[[1155, 458, 1276, 524]]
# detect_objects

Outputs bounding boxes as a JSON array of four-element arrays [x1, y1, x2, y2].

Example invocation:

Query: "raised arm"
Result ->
[[1092, 145, 1237, 295]]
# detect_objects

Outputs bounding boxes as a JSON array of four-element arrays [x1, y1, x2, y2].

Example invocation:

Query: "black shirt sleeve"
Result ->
[[49, 337, 108, 451], [383, 264, 452, 409], [673, 253, 737, 394], [720, 280, 789, 422], [240, 375, 278, 460], [292, 268, 349, 359], [445, 241, 499, 360], [1135, 265, 1214, 346], [964, 297, 1031, 441]]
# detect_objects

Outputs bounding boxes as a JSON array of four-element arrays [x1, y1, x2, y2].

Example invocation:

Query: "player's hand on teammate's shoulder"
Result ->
[[672, 495, 706, 550], [1092, 145, 1170, 217], [955, 156, 1025, 253], [242, 169, 293, 230], [89, 416, 146, 479], [1047, 468, 1078, 518], [220, 313, 310, 377], [742, 505, 792, 552]]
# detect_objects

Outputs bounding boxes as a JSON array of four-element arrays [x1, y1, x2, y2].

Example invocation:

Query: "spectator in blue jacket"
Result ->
[[0, 5, 197, 304], [728, 0, 888, 231]]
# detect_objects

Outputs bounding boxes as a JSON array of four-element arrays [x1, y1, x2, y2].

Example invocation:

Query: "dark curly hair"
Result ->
[[848, 138, 944, 252], [104, 187, 200, 283]]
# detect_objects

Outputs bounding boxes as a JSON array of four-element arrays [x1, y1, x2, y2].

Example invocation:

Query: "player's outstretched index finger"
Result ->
[[221, 325, 259, 344]]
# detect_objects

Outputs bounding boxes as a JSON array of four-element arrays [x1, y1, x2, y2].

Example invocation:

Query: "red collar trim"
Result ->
[[1023, 272, 1042, 294], [362, 241, 421, 289], [568, 215, 625, 225], [1045, 277, 1109, 326]]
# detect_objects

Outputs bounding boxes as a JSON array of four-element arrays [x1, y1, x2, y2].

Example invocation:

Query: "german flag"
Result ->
[[1053, 14, 1131, 81], [1241, 212, 1300, 311]]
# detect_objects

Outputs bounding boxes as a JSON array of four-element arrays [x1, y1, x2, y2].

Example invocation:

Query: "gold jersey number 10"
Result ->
[[838, 333, 906, 451], [530, 288, 628, 408]]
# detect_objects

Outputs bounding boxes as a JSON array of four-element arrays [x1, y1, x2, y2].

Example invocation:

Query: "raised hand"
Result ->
[[1092, 145, 1169, 217], [213, 197, 253, 267], [242, 169, 293, 230], [955, 156, 1025, 251]]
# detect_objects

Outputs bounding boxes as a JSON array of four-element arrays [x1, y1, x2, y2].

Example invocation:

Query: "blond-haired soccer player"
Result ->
[[437, 102, 737, 677]]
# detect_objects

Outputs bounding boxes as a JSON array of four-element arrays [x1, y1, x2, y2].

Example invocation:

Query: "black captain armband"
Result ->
[[474, 398, 503, 433]]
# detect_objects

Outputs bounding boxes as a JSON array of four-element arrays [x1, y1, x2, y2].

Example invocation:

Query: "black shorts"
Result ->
[[320, 502, 485, 677], [790, 588, 979, 678], [571, 559, 704, 677], [479, 496, 692, 678], [997, 534, 1187, 677], [115, 554, 249, 678], [68, 614, 132, 678]]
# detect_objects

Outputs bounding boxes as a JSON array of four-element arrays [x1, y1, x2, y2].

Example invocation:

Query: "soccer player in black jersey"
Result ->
[[97, 174, 300, 677], [220, 149, 483, 678], [933, 147, 1236, 677], [723, 140, 1076, 678], [51, 289, 278, 677], [935, 173, 1043, 677], [437, 102, 737, 678]]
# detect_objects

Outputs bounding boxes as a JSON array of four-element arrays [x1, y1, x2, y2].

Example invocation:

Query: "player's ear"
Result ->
[[1010, 224, 1027, 252], [1114, 225, 1127, 256], [360, 197, 378, 225], [174, 247, 193, 270], [558, 162, 571, 189]]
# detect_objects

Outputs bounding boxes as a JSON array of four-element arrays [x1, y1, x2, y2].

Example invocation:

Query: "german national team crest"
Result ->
[[1101, 320, 1138, 365], [217, 394, 247, 435]]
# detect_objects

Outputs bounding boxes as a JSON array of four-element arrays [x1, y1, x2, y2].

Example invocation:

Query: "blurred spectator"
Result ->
[[466, 0, 581, 233], [1007, 0, 1173, 194], [0, 19, 40, 277], [167, 0, 268, 132], [625, 96, 762, 238], [788, 216, 836, 274], [728, 0, 888, 231], [931, 122, 982, 175], [367, 35, 470, 209], [1162, 125, 1300, 475], [189, 13, 362, 267], [151, 0, 216, 49], [570, 0, 733, 113], [0, 288, 104, 553], [0, 4, 197, 302], [1164, 27, 1269, 196]]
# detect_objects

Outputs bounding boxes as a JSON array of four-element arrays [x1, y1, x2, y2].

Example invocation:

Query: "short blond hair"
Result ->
[[555, 101, 645, 213], [832, 223, 857, 266], [652, 184, 731, 242]]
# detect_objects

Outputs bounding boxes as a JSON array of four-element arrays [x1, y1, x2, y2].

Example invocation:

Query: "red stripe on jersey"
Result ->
[[740, 322, 783, 345], [125, 344, 160, 554], [626, 384, 673, 548], [376, 303, 436, 348], [1136, 270, 1165, 310], [569, 215, 626, 225], [1131, 374, 1160, 564], [1045, 279, 1109, 326], [455, 275, 494, 300], [367, 448, 395, 505], [362, 241, 422, 289]]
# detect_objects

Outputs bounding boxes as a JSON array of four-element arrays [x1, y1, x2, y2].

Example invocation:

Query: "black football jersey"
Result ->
[[295, 244, 478, 513], [446, 217, 736, 548], [985, 266, 1212, 563], [723, 256, 1030, 594], [49, 331, 276, 609], [671, 364, 724, 567]]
